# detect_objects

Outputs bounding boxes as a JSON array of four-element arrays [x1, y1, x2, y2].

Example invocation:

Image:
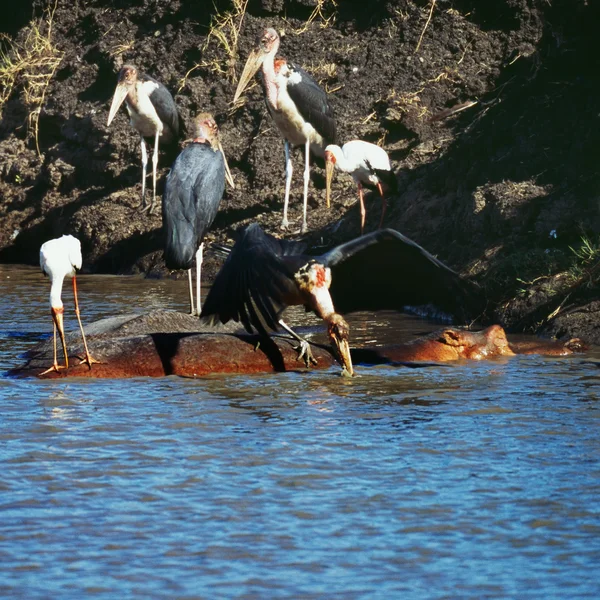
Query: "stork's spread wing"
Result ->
[[286, 64, 337, 145], [144, 74, 181, 138], [200, 224, 306, 335], [320, 229, 484, 323]]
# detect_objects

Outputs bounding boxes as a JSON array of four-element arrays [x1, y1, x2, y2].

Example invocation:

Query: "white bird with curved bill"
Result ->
[[39, 235, 98, 375], [325, 140, 398, 234]]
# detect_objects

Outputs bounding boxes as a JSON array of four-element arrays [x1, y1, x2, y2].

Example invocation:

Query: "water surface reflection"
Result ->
[[0, 265, 599, 599]]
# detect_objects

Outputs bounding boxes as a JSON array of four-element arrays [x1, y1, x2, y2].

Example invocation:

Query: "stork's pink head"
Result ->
[[259, 28, 280, 55], [190, 113, 235, 188], [192, 112, 219, 144], [295, 261, 332, 293], [107, 65, 139, 126], [118, 65, 138, 87]]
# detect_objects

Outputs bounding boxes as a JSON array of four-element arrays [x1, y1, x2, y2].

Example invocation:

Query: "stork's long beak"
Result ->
[[328, 316, 354, 377], [233, 48, 265, 103], [218, 141, 235, 189], [325, 155, 335, 209], [52, 307, 69, 368], [107, 82, 129, 126], [332, 335, 353, 377]]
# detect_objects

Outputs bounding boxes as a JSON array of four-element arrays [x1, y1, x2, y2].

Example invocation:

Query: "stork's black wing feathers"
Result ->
[[319, 229, 484, 323], [162, 143, 225, 270], [365, 159, 399, 193], [142, 73, 181, 139], [200, 223, 306, 335], [286, 63, 337, 145]]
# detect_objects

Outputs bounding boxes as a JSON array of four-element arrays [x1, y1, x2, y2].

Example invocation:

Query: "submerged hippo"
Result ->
[[371, 324, 515, 363], [509, 337, 588, 356]]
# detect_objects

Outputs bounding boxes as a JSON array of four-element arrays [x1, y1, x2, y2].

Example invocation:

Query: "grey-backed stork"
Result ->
[[162, 113, 234, 316], [200, 223, 483, 377], [107, 65, 180, 215], [233, 27, 336, 233], [39, 235, 97, 375], [325, 141, 398, 234]]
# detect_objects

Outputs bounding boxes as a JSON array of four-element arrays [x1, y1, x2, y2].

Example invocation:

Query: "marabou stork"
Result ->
[[162, 113, 234, 316], [107, 65, 180, 214], [200, 223, 483, 377], [39, 235, 97, 375], [325, 141, 398, 235], [233, 27, 336, 233]]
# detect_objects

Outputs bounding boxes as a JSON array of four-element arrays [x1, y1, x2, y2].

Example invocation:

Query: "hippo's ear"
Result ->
[[438, 329, 463, 346], [564, 338, 589, 353]]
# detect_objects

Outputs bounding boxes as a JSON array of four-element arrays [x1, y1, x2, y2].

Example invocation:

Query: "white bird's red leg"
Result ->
[[301, 140, 310, 234], [72, 275, 99, 369], [377, 182, 387, 229], [358, 182, 366, 235], [39, 320, 66, 376], [281, 140, 293, 230]]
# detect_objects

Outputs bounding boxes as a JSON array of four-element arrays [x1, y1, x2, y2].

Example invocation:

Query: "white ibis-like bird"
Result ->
[[325, 141, 398, 235], [200, 223, 483, 377], [162, 113, 234, 316], [107, 65, 180, 214], [233, 27, 336, 233], [39, 235, 97, 375]]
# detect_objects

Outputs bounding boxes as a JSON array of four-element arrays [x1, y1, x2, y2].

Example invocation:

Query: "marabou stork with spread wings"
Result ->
[[200, 224, 484, 377], [325, 140, 398, 234], [233, 27, 336, 233], [162, 113, 234, 316], [107, 65, 180, 214]]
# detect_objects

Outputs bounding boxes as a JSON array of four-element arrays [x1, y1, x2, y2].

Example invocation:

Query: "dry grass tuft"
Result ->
[[386, 88, 430, 121], [179, 0, 248, 91], [302, 60, 337, 80], [292, 0, 338, 34], [109, 40, 135, 58], [0, 1, 63, 155]]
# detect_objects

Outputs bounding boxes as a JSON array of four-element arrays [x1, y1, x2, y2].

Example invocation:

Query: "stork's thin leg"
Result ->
[[281, 140, 293, 230], [136, 135, 148, 210], [301, 140, 310, 234], [278, 318, 318, 367], [72, 275, 99, 369], [188, 269, 195, 316], [358, 182, 366, 235], [377, 182, 387, 229], [39, 321, 64, 376], [195, 243, 204, 318], [147, 130, 160, 215]]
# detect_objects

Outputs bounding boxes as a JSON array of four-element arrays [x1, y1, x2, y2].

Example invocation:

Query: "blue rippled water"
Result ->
[[0, 265, 599, 599]]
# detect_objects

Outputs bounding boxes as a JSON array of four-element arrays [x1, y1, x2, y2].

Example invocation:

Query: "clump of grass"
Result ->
[[567, 235, 600, 287], [109, 41, 135, 58], [0, 1, 63, 155], [179, 0, 248, 91], [386, 88, 430, 121], [292, 0, 338, 34]]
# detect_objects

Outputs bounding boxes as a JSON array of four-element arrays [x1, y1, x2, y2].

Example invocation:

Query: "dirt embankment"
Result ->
[[0, 0, 598, 341]]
